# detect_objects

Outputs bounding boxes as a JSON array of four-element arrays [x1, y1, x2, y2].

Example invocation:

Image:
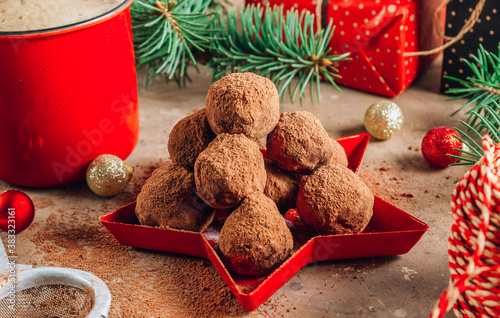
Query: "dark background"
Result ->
[[440, 0, 500, 93]]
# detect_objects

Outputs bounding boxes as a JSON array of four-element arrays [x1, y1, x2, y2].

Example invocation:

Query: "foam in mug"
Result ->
[[0, 0, 124, 31]]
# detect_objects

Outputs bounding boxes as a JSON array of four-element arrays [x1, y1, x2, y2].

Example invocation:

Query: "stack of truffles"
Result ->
[[135, 73, 374, 276]]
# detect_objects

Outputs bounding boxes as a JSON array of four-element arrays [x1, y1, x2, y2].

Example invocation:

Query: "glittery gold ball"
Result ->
[[364, 100, 404, 140], [86, 154, 133, 197]]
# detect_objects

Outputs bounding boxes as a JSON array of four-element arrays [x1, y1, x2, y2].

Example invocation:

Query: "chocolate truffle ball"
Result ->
[[219, 192, 293, 276], [266, 111, 335, 174], [264, 159, 299, 212], [330, 137, 349, 167], [296, 164, 374, 235], [194, 133, 266, 209], [168, 108, 216, 171], [205, 72, 280, 140], [135, 163, 214, 232]]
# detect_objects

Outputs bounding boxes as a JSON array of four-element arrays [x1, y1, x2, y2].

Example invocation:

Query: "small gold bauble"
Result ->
[[364, 100, 404, 140], [86, 154, 133, 197]]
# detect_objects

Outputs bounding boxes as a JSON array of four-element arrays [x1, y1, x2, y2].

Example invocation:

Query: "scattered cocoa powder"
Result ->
[[167, 108, 216, 171], [194, 133, 266, 209], [219, 192, 293, 276], [359, 160, 418, 203], [23, 205, 252, 317], [297, 164, 374, 235], [205, 72, 280, 140], [267, 112, 335, 174], [135, 163, 215, 232], [31, 197, 55, 210], [1, 159, 302, 317]]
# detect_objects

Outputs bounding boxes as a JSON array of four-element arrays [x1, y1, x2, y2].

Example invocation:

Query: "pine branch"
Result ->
[[131, 0, 217, 88], [207, 4, 351, 104], [446, 44, 500, 132], [449, 102, 500, 166], [445, 44, 500, 166]]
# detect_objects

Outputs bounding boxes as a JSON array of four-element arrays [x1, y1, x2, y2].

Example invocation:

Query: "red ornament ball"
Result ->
[[0, 190, 35, 233], [421, 126, 462, 168]]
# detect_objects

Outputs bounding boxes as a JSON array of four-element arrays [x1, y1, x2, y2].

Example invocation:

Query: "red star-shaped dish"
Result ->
[[100, 133, 428, 311]]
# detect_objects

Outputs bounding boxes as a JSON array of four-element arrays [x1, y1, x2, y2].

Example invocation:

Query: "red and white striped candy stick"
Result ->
[[430, 135, 500, 318]]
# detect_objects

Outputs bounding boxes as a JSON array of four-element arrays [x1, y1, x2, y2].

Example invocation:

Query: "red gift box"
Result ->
[[245, 0, 444, 97]]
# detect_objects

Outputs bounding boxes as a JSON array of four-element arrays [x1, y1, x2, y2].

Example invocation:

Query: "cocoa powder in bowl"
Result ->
[[205, 72, 280, 140], [168, 108, 216, 171], [135, 163, 215, 232], [264, 159, 299, 212], [296, 164, 374, 235], [194, 133, 266, 209], [218, 192, 293, 276], [266, 111, 335, 174]]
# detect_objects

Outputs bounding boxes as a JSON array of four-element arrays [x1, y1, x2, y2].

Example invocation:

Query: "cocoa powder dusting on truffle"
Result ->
[[297, 164, 374, 235], [267, 112, 335, 173], [195, 133, 266, 209], [136, 163, 214, 232], [330, 137, 348, 167], [264, 159, 299, 212], [168, 108, 216, 171], [109, 159, 166, 209], [205, 72, 280, 140], [219, 192, 293, 276]]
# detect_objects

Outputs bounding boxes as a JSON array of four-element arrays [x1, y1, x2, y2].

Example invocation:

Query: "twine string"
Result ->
[[405, 0, 486, 57], [315, 0, 322, 32], [434, 0, 452, 41]]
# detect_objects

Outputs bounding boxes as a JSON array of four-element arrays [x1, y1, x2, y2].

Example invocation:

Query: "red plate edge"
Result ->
[[336, 133, 370, 174], [100, 197, 428, 311], [99, 133, 429, 311]]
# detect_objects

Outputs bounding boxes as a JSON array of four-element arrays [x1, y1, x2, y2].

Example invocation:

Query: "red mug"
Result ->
[[0, 0, 139, 187]]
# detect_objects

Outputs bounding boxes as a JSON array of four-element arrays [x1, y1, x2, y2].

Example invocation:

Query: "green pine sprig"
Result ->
[[207, 4, 351, 104], [131, 0, 217, 88], [449, 102, 500, 166], [445, 44, 500, 166], [446, 44, 500, 131]]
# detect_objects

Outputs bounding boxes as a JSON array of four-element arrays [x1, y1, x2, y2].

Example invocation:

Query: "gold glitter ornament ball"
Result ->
[[86, 154, 133, 197], [364, 100, 404, 140]]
